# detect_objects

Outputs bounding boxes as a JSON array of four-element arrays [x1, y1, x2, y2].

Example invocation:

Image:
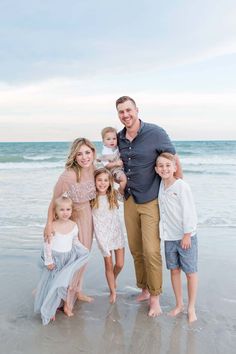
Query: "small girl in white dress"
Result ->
[[91, 168, 125, 304], [34, 195, 89, 325]]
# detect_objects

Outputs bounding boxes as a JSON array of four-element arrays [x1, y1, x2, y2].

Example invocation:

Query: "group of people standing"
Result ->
[[34, 96, 198, 325]]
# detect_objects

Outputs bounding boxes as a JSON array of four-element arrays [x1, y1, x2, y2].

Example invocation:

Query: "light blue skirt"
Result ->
[[34, 244, 89, 325]]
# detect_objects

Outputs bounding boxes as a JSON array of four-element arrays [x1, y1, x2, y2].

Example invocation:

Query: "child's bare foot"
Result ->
[[136, 288, 150, 302], [168, 305, 184, 317], [118, 187, 124, 195], [148, 295, 162, 317], [77, 293, 94, 303], [188, 308, 197, 323], [63, 303, 74, 317], [109, 292, 116, 304]]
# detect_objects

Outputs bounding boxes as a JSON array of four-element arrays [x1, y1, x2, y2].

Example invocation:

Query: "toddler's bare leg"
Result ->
[[118, 174, 127, 194]]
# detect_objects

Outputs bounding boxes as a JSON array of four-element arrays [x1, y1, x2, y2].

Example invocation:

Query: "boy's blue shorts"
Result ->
[[164, 235, 198, 274]]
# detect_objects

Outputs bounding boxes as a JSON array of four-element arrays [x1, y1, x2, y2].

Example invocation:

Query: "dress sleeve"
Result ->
[[43, 241, 54, 266], [53, 170, 77, 199], [72, 225, 88, 249]]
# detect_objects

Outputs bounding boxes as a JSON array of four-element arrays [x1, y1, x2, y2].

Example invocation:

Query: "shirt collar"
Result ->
[[119, 119, 144, 139]]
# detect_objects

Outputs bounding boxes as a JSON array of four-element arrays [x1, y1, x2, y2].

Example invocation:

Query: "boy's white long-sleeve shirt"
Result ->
[[158, 179, 197, 241]]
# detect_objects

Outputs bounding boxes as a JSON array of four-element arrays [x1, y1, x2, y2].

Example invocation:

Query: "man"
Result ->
[[116, 96, 183, 317]]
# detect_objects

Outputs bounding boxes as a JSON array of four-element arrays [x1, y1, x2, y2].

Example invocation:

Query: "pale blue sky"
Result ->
[[0, 0, 235, 141]]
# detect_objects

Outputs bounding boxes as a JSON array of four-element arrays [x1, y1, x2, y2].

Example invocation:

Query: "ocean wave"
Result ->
[[0, 161, 64, 170], [181, 156, 236, 165], [183, 169, 236, 175], [23, 154, 54, 161]]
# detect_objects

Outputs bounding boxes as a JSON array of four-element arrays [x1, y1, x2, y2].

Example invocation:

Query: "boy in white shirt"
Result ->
[[97, 127, 127, 193], [155, 152, 198, 323]]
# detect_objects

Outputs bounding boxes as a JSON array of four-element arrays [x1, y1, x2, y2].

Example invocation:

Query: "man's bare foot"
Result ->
[[63, 303, 74, 317], [148, 295, 162, 317], [77, 293, 94, 303], [188, 308, 197, 323], [109, 292, 116, 304], [168, 305, 184, 317], [136, 288, 150, 302]]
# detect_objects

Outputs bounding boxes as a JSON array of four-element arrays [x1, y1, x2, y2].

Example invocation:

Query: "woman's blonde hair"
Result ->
[[91, 168, 119, 210], [65, 138, 96, 182], [54, 195, 73, 220]]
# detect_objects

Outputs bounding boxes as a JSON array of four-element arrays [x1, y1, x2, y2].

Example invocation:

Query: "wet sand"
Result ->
[[0, 227, 236, 354]]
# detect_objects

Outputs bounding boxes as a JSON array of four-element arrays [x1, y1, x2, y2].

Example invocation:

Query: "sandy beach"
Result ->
[[0, 227, 235, 354]]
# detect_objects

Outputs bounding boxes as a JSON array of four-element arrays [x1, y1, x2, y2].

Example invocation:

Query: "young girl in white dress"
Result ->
[[34, 195, 89, 325], [91, 168, 125, 304]]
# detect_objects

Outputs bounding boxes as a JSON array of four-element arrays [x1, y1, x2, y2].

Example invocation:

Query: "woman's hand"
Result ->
[[44, 223, 54, 243]]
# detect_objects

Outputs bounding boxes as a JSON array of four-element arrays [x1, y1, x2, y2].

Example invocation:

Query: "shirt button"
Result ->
[[128, 157, 131, 160], [129, 147, 132, 150]]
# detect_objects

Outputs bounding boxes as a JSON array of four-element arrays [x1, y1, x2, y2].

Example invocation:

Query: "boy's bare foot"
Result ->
[[188, 308, 197, 323], [136, 288, 150, 302], [148, 295, 162, 317], [168, 305, 184, 317], [63, 303, 74, 317], [77, 293, 94, 303], [109, 292, 116, 304]]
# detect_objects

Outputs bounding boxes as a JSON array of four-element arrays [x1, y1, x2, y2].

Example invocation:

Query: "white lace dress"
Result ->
[[92, 195, 125, 257]]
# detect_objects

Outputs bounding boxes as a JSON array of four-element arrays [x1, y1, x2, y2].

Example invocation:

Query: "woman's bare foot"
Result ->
[[188, 308, 197, 323], [77, 293, 94, 303], [136, 288, 150, 302], [109, 291, 116, 304], [63, 303, 74, 317], [168, 305, 184, 317], [148, 295, 162, 317], [50, 316, 56, 322]]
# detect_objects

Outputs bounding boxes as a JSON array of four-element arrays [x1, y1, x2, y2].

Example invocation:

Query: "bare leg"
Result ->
[[118, 174, 127, 195], [168, 268, 184, 316], [148, 295, 162, 317], [186, 272, 198, 323], [136, 288, 150, 302], [77, 293, 94, 303], [104, 256, 116, 304], [63, 302, 74, 317], [113, 248, 125, 288]]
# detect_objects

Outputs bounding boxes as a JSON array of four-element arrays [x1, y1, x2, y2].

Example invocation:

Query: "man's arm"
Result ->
[[174, 154, 183, 179]]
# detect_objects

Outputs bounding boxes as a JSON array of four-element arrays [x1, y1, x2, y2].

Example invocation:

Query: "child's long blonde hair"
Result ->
[[65, 138, 96, 182], [91, 168, 119, 210]]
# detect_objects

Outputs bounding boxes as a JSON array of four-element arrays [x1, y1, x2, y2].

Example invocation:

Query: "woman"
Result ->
[[44, 137, 96, 310]]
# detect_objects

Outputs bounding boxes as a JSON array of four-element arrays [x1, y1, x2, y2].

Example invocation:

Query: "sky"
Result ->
[[0, 0, 236, 142]]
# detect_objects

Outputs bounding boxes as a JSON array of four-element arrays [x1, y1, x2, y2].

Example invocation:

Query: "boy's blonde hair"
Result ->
[[156, 152, 176, 165], [101, 127, 117, 141], [91, 168, 119, 210]]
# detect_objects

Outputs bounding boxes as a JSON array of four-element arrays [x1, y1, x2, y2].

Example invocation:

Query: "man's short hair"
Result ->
[[116, 96, 136, 108]]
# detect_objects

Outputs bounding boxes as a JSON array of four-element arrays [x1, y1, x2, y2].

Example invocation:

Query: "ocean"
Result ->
[[0, 140, 236, 252], [1, 140, 236, 353]]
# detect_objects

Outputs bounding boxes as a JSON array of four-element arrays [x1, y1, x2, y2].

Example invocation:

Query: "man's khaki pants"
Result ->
[[124, 196, 162, 296]]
